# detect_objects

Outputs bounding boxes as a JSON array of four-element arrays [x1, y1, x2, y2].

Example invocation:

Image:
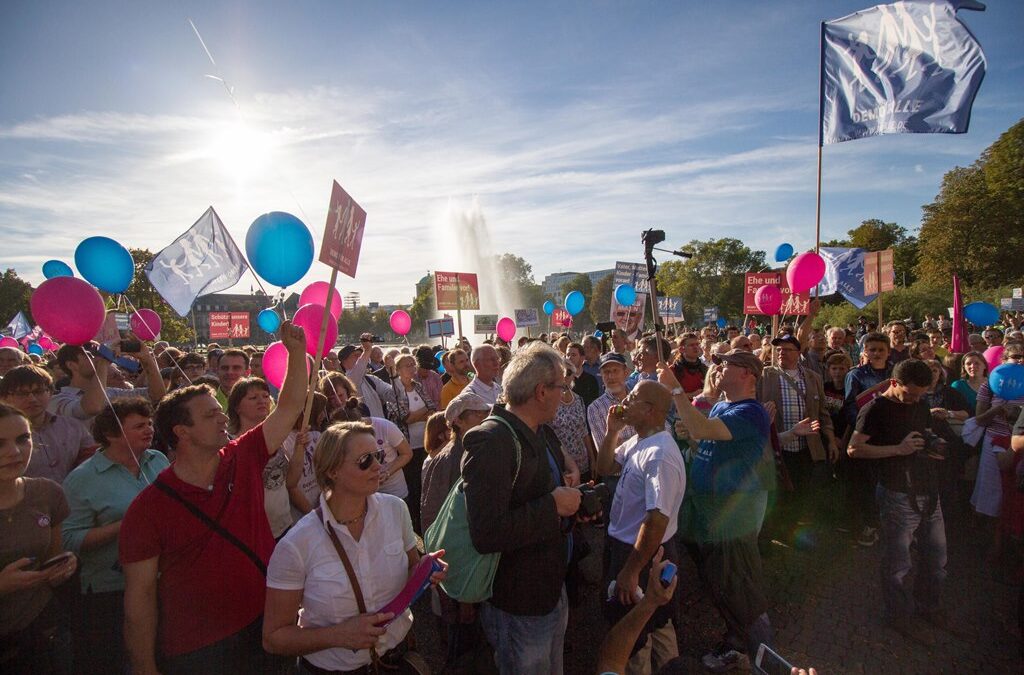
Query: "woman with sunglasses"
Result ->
[[971, 343, 1024, 562], [263, 422, 446, 674]]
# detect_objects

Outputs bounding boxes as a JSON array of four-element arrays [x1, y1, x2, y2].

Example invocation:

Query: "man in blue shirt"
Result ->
[[659, 349, 773, 673]]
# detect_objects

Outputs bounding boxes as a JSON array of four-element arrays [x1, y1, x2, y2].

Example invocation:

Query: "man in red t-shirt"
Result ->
[[670, 332, 708, 399], [120, 321, 309, 675]]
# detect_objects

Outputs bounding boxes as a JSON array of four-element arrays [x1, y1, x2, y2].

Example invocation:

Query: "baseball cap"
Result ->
[[444, 391, 491, 424], [770, 335, 802, 351], [337, 344, 360, 362], [712, 349, 764, 378], [599, 353, 627, 369]]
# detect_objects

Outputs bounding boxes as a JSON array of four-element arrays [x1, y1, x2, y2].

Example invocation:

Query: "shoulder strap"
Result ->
[[314, 506, 368, 614], [485, 414, 522, 487], [152, 479, 267, 576]]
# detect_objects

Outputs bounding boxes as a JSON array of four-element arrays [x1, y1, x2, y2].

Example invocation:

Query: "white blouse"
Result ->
[[267, 493, 418, 671]]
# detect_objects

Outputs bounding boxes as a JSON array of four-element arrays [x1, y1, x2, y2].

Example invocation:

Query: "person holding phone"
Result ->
[[0, 402, 78, 672]]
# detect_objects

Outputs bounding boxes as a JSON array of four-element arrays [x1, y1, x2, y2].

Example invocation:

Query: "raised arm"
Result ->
[[263, 321, 310, 453]]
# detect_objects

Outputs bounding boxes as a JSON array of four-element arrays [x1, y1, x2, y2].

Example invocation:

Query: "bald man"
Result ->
[[0, 347, 25, 377], [598, 380, 686, 673]]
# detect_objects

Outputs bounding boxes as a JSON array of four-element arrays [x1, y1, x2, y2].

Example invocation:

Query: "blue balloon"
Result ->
[[542, 300, 555, 316], [989, 363, 1024, 400], [774, 243, 794, 263], [435, 350, 446, 375], [564, 291, 585, 316], [593, 330, 604, 338], [74, 237, 134, 293], [27, 343, 44, 355], [614, 284, 637, 306], [245, 212, 314, 288], [716, 317, 727, 329], [42, 260, 74, 279], [257, 309, 281, 333], [963, 301, 1000, 327]]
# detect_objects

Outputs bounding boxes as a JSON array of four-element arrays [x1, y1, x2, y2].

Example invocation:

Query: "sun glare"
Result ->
[[211, 121, 274, 180]]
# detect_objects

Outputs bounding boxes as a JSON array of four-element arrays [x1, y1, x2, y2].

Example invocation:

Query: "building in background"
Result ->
[[191, 291, 299, 345]]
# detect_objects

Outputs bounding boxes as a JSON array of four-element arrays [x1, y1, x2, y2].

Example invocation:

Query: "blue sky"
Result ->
[[1, 1, 1021, 308]]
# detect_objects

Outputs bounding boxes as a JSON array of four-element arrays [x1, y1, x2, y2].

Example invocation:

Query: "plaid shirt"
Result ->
[[778, 367, 807, 453]]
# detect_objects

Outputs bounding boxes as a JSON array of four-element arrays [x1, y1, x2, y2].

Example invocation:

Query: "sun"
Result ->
[[210, 120, 274, 180]]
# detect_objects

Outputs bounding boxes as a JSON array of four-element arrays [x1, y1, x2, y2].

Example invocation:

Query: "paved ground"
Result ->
[[410, 508, 1022, 674]]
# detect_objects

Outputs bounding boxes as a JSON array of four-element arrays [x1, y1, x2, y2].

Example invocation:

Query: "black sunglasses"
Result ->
[[355, 449, 385, 471]]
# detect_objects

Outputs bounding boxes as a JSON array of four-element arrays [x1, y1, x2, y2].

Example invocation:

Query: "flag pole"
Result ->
[[815, 21, 826, 254]]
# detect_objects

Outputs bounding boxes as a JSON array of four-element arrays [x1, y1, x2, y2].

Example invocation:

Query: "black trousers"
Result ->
[[403, 446, 427, 534]]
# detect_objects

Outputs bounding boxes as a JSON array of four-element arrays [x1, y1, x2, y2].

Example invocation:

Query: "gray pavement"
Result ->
[[411, 511, 1021, 674]]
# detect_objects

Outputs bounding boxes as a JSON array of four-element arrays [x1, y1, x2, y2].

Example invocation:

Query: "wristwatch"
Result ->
[[670, 386, 684, 396]]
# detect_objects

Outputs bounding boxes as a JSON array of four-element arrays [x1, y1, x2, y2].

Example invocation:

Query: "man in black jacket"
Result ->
[[462, 342, 584, 675]]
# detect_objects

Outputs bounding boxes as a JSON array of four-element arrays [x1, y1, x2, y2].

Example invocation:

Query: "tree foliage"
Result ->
[[408, 273, 435, 333], [561, 274, 594, 330], [825, 218, 919, 287], [916, 117, 1024, 288], [493, 253, 544, 310], [590, 273, 614, 326], [656, 238, 765, 321], [0, 269, 33, 328]]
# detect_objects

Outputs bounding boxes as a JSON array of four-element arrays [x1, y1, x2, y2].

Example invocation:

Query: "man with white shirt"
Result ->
[[465, 344, 502, 406], [597, 380, 686, 675]]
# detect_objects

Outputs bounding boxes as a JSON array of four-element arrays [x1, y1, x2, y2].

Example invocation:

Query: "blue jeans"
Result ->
[[480, 587, 568, 675], [877, 486, 947, 621]]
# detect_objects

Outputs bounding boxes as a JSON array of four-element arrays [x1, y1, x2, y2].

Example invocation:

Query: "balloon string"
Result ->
[[122, 297, 193, 387], [82, 350, 147, 483]]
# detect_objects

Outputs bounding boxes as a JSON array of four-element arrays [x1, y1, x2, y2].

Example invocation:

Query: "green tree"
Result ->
[[656, 238, 766, 322], [590, 273, 614, 326], [124, 249, 195, 344], [409, 273, 435, 331], [0, 269, 33, 327], [916, 118, 1024, 288], [493, 253, 544, 310], [826, 219, 919, 287], [560, 274, 594, 330]]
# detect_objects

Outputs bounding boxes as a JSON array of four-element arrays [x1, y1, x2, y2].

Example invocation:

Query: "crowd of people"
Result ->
[[1, 304, 1023, 674]]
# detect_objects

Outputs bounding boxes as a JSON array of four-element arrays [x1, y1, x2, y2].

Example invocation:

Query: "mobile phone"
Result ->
[[754, 643, 794, 675], [659, 562, 677, 587], [120, 339, 142, 354], [39, 551, 74, 571]]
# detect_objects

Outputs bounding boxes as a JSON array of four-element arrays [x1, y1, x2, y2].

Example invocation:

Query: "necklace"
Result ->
[[338, 502, 367, 526]]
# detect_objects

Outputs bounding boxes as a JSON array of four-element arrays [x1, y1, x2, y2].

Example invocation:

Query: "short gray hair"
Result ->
[[470, 344, 496, 366], [502, 342, 566, 406]]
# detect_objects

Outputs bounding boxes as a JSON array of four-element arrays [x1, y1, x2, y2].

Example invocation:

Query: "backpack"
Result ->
[[423, 415, 521, 603]]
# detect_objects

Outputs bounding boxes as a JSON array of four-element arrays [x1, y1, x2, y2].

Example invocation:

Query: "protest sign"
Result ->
[[434, 272, 480, 310], [209, 312, 250, 339], [425, 317, 455, 338], [863, 249, 894, 295], [614, 261, 650, 295], [609, 293, 645, 335], [473, 314, 498, 334], [658, 296, 683, 319], [319, 181, 367, 278], [744, 271, 811, 316], [551, 308, 572, 328], [703, 307, 718, 323], [514, 308, 540, 327]]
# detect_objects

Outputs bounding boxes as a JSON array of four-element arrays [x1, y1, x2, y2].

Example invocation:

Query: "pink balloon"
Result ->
[[30, 277, 106, 346], [562, 317, 573, 328], [786, 252, 826, 294], [754, 285, 783, 315], [0, 336, 18, 349], [261, 341, 311, 389], [130, 308, 162, 341], [292, 303, 339, 358], [299, 281, 343, 320], [984, 345, 1005, 373], [37, 336, 57, 351], [389, 310, 412, 336], [496, 317, 516, 342]]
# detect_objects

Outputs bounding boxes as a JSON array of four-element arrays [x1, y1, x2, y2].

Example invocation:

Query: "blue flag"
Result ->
[[145, 207, 249, 317], [3, 311, 32, 339], [817, 247, 879, 309], [821, 0, 986, 145]]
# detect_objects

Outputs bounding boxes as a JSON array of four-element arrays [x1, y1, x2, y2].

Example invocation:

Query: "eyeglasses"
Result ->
[[355, 449, 385, 471]]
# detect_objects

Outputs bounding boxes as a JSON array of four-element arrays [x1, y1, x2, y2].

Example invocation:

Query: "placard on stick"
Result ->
[[320, 180, 367, 278]]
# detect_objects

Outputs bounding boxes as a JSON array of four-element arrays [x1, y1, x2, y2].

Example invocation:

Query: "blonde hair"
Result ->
[[313, 421, 375, 493]]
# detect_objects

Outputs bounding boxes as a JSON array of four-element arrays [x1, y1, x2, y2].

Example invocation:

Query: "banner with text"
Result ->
[[319, 180, 367, 277], [614, 261, 650, 295], [473, 314, 498, 334], [514, 308, 540, 327], [744, 272, 811, 316], [209, 312, 251, 339], [435, 271, 480, 311]]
